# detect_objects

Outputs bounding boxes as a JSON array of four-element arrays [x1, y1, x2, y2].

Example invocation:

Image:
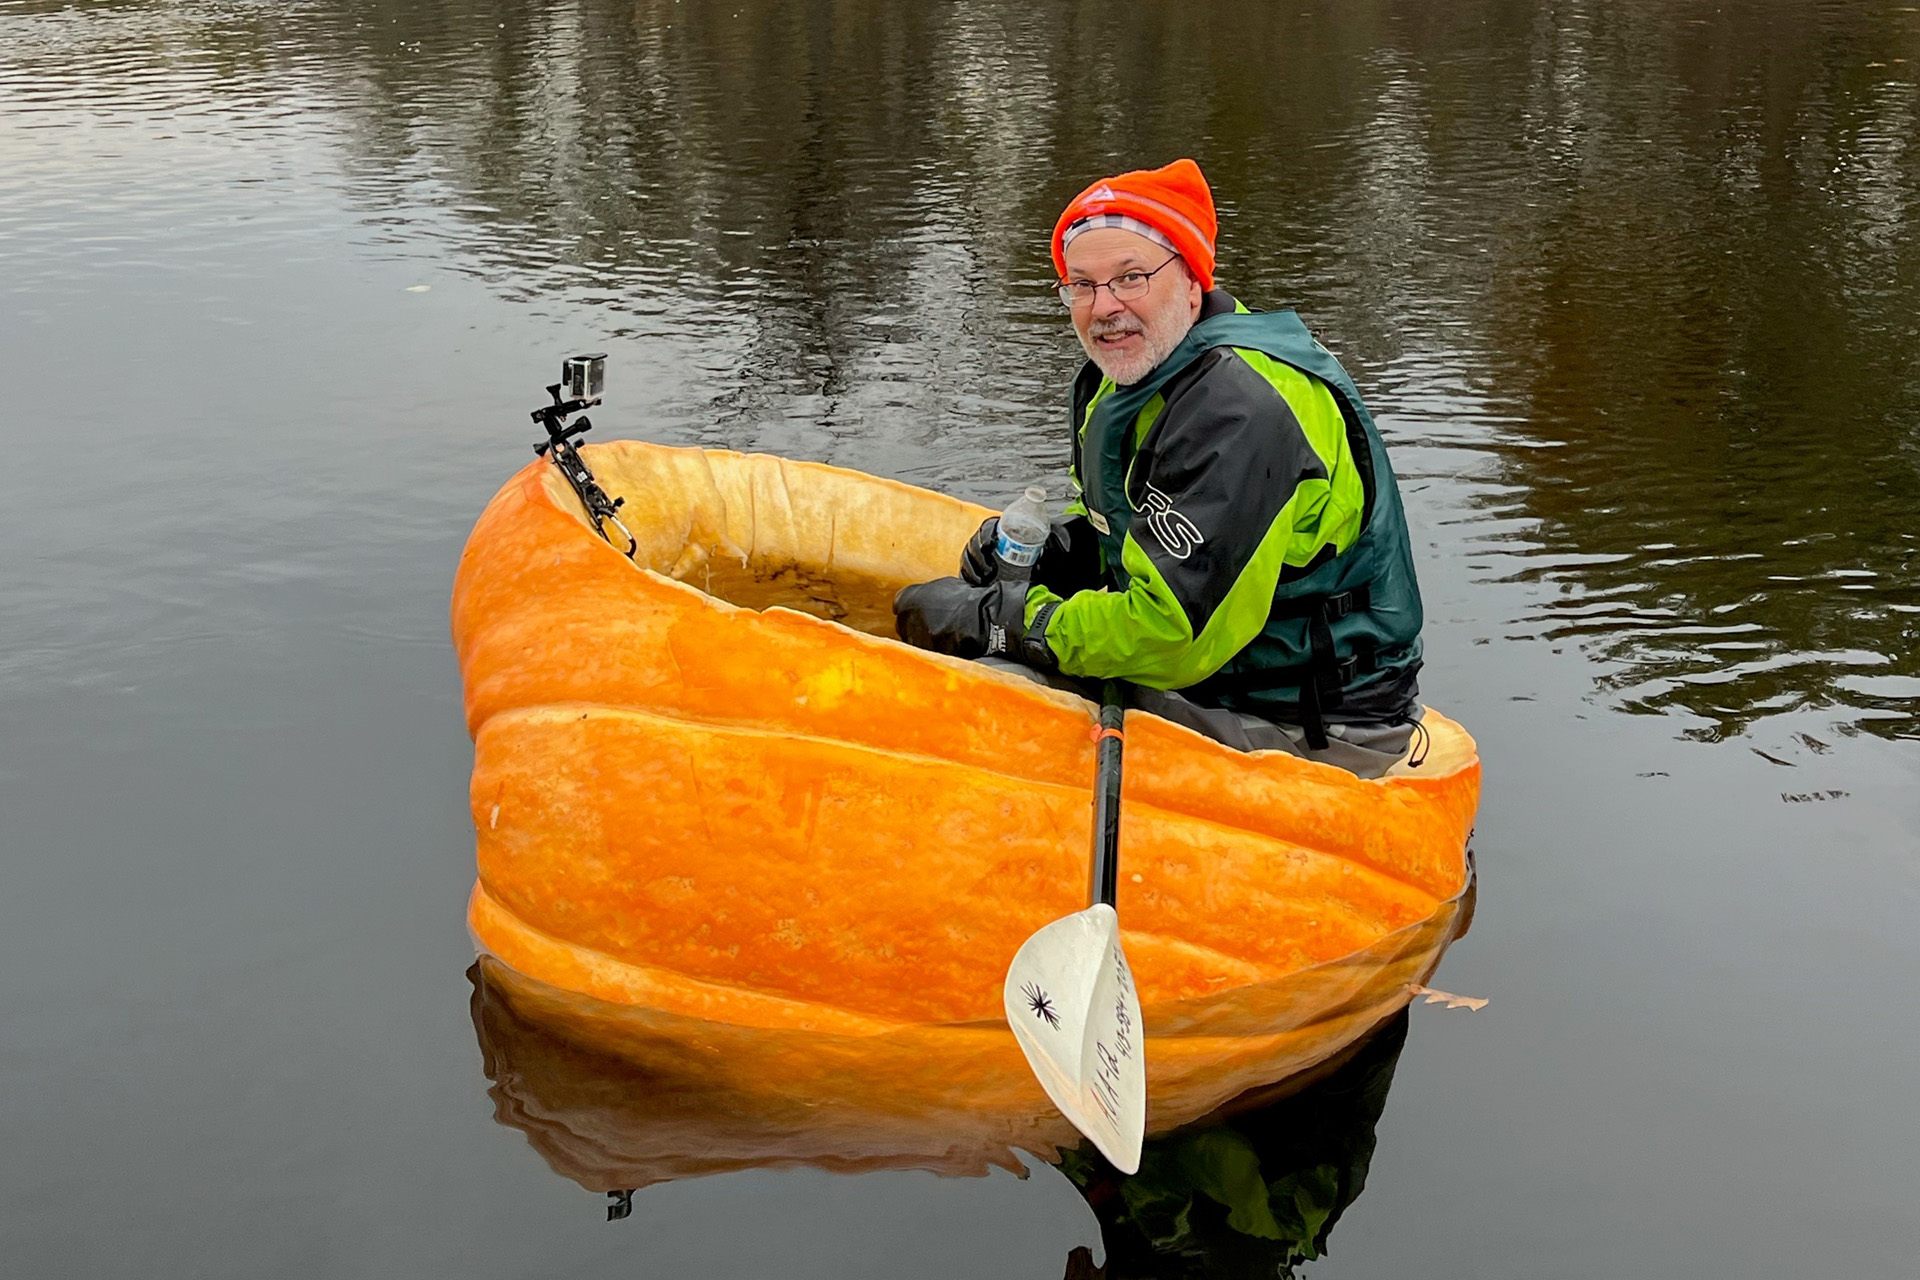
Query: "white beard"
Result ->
[[1080, 301, 1195, 387]]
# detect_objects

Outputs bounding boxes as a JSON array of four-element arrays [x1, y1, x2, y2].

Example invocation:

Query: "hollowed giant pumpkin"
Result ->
[[451, 441, 1479, 1132]]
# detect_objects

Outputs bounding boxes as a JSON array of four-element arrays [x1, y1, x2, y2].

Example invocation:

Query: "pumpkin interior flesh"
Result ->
[[681, 560, 900, 637], [566, 444, 988, 637]]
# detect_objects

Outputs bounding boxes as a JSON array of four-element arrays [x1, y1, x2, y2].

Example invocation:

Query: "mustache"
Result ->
[[1087, 314, 1145, 340]]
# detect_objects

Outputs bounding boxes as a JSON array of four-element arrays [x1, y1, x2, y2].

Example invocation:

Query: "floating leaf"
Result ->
[[1407, 983, 1488, 1012]]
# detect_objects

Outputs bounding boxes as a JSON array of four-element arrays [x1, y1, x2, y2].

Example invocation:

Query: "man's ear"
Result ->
[[1186, 267, 1204, 318]]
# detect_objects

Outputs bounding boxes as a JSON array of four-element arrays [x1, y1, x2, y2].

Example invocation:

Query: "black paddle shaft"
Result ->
[[1089, 680, 1126, 908]]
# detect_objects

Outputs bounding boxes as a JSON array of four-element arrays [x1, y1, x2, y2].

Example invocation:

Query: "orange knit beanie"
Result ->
[[1051, 158, 1218, 291]]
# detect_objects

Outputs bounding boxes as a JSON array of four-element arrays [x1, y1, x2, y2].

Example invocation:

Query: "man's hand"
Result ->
[[959, 518, 1003, 587], [893, 576, 1059, 673], [959, 515, 1104, 595], [894, 576, 1006, 658]]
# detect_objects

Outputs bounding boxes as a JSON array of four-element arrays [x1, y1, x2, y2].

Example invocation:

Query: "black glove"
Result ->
[[894, 574, 1058, 669], [959, 514, 1105, 597], [959, 517, 1004, 587]]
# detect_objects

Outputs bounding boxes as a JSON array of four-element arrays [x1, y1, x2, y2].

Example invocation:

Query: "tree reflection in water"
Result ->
[[469, 958, 1409, 1277], [315, 0, 1920, 741], [9, 0, 1914, 738]]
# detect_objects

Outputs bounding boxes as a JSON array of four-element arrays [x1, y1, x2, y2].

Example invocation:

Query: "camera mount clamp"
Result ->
[[531, 355, 637, 560]]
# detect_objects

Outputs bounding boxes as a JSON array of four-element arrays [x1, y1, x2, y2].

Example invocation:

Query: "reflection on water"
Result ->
[[5, 0, 1914, 740], [1457, 4, 1920, 740], [1061, 1011, 1407, 1280], [467, 957, 1073, 1188], [470, 959, 1406, 1277]]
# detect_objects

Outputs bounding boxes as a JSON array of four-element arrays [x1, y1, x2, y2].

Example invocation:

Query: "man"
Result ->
[[894, 158, 1425, 778]]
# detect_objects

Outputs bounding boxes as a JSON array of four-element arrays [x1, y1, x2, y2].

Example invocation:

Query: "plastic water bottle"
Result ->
[[995, 486, 1050, 571]]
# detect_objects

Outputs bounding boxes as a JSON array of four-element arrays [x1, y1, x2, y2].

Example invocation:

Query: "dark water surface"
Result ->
[[4, 0, 1919, 1275]]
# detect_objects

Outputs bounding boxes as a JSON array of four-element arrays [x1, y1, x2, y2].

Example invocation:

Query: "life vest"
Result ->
[[1075, 308, 1423, 745]]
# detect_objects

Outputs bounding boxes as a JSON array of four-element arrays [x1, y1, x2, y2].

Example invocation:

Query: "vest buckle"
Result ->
[[1322, 586, 1371, 621]]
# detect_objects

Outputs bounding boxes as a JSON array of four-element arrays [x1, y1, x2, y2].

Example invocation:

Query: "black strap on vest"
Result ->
[[1188, 586, 1379, 750]]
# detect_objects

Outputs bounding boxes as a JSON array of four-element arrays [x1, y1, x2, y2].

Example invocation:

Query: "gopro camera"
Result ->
[[561, 352, 606, 404]]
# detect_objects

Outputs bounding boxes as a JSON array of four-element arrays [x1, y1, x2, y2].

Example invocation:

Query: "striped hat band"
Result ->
[[1059, 213, 1179, 259]]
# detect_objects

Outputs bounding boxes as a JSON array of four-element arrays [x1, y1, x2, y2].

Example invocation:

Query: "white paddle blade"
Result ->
[[1002, 903, 1145, 1173]]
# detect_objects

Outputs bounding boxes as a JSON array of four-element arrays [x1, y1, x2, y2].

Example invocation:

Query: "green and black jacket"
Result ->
[[1025, 291, 1423, 741]]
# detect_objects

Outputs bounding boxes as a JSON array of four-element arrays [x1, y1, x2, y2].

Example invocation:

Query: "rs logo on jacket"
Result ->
[[1139, 484, 1203, 560]]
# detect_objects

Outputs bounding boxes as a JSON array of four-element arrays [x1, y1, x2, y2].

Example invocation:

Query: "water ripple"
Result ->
[[3, 0, 1917, 740]]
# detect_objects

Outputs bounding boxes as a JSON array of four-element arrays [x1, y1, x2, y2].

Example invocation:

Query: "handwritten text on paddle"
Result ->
[[1088, 940, 1138, 1125]]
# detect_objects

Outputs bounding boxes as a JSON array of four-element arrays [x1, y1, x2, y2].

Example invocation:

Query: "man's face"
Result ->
[[1063, 227, 1205, 386]]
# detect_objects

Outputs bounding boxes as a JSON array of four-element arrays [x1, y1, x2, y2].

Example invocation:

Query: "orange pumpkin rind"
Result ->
[[452, 441, 1480, 1134]]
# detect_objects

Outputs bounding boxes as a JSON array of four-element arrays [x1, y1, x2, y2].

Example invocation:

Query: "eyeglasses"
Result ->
[[1055, 255, 1183, 309]]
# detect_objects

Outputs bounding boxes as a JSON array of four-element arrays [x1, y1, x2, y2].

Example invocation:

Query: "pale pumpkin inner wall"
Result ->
[[547, 443, 990, 636]]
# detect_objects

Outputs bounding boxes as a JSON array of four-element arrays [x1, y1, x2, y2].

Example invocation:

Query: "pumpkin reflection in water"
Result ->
[[469, 958, 1407, 1276]]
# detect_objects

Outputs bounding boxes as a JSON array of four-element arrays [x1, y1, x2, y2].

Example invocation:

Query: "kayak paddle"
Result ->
[[1002, 679, 1146, 1173]]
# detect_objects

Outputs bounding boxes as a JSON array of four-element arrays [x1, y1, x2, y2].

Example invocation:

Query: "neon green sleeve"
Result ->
[[1027, 479, 1335, 689]]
